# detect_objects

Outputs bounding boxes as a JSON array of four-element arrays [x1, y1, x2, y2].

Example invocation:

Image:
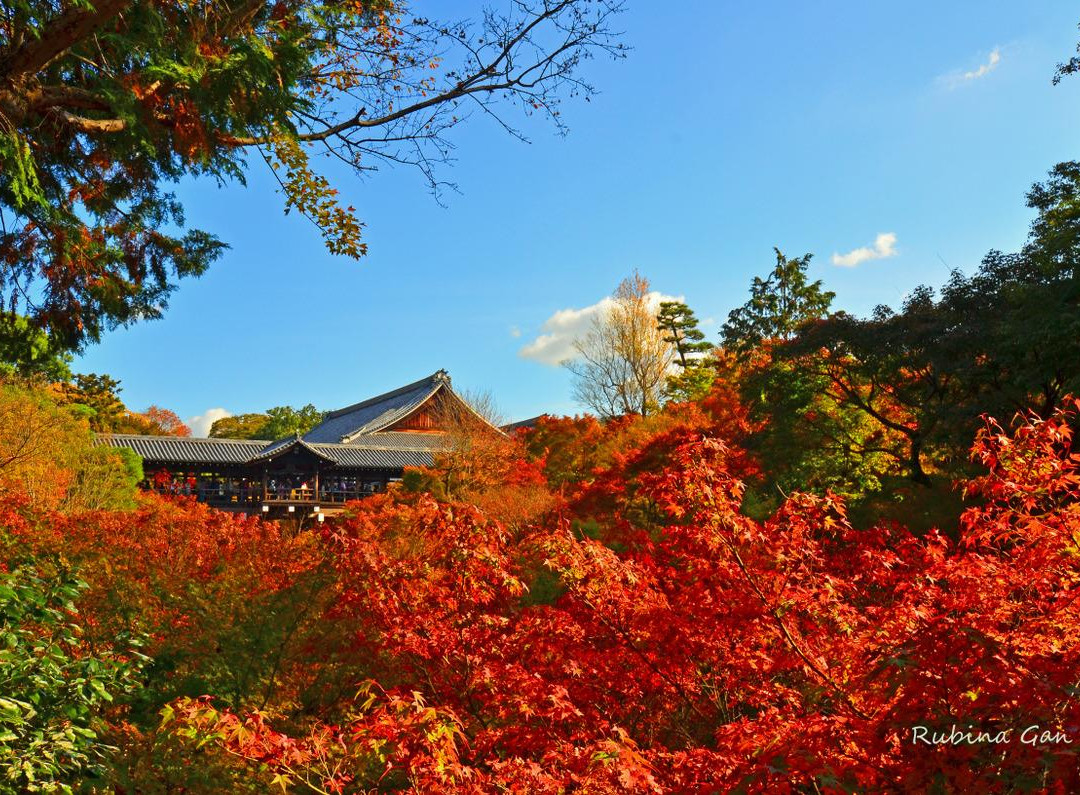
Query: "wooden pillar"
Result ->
[[261, 465, 268, 502], [313, 463, 320, 502]]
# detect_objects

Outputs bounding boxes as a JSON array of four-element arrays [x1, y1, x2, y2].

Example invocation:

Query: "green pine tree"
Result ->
[[657, 301, 715, 402]]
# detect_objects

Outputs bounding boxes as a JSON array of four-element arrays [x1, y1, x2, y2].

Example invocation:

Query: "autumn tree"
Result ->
[[721, 247, 834, 356], [0, 382, 140, 510], [122, 396, 1080, 792], [129, 406, 191, 437], [656, 300, 714, 402], [58, 373, 125, 432], [422, 388, 505, 496], [0, 0, 626, 349], [566, 271, 673, 417]]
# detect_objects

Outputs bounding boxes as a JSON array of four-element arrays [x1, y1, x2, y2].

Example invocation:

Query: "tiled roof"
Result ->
[[248, 436, 338, 464], [307, 442, 434, 469], [348, 432, 446, 450], [502, 415, 547, 432], [97, 435, 270, 465], [98, 432, 440, 470], [247, 436, 435, 468], [302, 370, 450, 443], [98, 371, 474, 472]]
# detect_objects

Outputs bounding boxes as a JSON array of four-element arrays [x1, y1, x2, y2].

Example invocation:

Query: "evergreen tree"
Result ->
[[261, 405, 325, 439], [0, 313, 72, 382], [59, 373, 126, 432], [0, 0, 625, 350], [657, 301, 715, 402], [209, 413, 272, 440], [657, 302, 713, 367], [721, 248, 834, 356]]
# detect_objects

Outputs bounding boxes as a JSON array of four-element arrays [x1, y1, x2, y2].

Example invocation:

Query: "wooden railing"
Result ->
[[151, 484, 385, 508]]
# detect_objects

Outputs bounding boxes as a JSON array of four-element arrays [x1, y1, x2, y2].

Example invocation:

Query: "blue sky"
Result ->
[[75, 2, 1080, 433]]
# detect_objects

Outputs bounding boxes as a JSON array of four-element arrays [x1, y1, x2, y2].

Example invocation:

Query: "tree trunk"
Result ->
[[908, 434, 930, 485]]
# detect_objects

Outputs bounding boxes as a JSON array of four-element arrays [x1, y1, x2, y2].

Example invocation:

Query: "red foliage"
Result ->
[[141, 405, 192, 437], [9, 397, 1080, 791]]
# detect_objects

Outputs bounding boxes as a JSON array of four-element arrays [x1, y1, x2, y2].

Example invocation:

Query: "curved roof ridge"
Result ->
[[324, 370, 448, 420], [250, 436, 337, 464], [300, 371, 449, 444], [339, 381, 444, 440]]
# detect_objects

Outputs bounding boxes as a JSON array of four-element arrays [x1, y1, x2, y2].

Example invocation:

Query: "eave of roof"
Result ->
[[96, 434, 270, 465], [324, 370, 450, 421], [303, 370, 451, 443], [247, 436, 338, 464], [502, 415, 547, 432], [305, 441, 434, 469], [97, 431, 442, 470]]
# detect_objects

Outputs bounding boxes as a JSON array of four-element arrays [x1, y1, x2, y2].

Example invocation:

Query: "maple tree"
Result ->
[[0, 381, 140, 511], [49, 396, 1065, 793], [0, 563, 145, 793], [131, 405, 191, 437], [2, 363, 1080, 791], [3, 10, 1080, 789]]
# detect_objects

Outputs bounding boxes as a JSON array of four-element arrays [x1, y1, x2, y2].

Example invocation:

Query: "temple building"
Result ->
[[99, 370, 494, 517]]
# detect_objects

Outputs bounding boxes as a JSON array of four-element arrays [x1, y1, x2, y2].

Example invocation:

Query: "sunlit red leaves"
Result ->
[[162, 686, 467, 793], [14, 394, 1080, 790]]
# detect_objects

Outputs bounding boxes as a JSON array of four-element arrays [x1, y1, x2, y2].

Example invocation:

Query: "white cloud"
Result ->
[[187, 407, 231, 438], [939, 47, 1002, 88], [831, 232, 898, 268], [509, 325, 522, 339], [519, 291, 681, 366], [962, 47, 1001, 81]]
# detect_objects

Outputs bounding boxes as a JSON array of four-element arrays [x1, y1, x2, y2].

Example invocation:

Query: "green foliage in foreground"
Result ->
[[0, 565, 146, 794]]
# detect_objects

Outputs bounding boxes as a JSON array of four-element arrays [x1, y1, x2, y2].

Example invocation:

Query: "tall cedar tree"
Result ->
[[721, 247, 834, 356], [0, 0, 625, 349]]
